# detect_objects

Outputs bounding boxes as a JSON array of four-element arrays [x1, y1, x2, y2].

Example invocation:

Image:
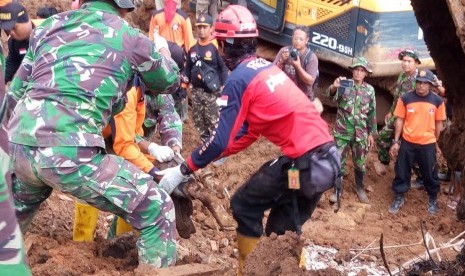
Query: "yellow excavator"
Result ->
[[245, 0, 435, 121]]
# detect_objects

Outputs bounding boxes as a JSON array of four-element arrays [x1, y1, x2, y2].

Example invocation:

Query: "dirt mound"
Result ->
[[243, 231, 305, 275]]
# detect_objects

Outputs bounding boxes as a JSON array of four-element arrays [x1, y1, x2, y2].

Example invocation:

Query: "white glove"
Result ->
[[155, 165, 188, 194], [148, 143, 175, 162], [153, 32, 170, 54]]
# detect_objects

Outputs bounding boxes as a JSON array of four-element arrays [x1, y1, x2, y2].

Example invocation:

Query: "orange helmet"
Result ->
[[213, 5, 258, 40]]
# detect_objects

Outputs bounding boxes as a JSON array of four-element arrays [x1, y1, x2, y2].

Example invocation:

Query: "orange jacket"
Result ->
[[148, 9, 196, 53], [102, 86, 156, 173]]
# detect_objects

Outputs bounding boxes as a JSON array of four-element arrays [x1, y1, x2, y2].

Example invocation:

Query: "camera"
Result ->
[[337, 79, 354, 95], [289, 47, 299, 60]]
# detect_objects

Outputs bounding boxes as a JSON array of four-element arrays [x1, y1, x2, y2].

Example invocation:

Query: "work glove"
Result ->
[[153, 32, 170, 54], [148, 143, 175, 162], [155, 165, 189, 194]]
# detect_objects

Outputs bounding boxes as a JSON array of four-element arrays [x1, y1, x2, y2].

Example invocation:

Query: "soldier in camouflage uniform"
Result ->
[[73, 76, 183, 242], [0, 3, 30, 271], [184, 14, 228, 142], [5, 0, 183, 268], [327, 57, 377, 204], [375, 49, 420, 176]]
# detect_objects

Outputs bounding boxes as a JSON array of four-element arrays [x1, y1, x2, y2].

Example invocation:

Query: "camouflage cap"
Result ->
[[348, 57, 372, 73], [112, 0, 136, 11], [416, 69, 435, 85], [398, 49, 421, 64]]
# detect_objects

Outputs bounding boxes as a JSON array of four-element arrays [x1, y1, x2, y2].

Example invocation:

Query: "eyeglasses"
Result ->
[[292, 36, 306, 42]]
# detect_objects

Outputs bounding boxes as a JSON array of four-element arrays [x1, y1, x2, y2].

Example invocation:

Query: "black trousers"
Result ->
[[231, 143, 340, 237], [392, 139, 439, 198]]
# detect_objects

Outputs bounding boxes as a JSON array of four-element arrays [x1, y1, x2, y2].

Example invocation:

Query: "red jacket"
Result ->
[[187, 57, 333, 170]]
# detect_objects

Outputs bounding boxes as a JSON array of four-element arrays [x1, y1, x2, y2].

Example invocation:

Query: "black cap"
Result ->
[[0, 2, 29, 31], [196, 13, 213, 26], [416, 69, 435, 85]]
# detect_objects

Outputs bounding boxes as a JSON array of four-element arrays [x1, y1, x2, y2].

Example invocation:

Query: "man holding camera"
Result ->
[[327, 57, 377, 204], [273, 26, 319, 101]]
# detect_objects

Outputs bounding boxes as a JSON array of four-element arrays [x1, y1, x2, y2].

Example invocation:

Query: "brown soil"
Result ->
[[8, 0, 465, 275], [22, 111, 465, 275]]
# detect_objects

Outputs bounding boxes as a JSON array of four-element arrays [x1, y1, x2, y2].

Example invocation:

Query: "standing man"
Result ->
[[5, 0, 181, 269], [148, 0, 196, 54], [184, 13, 228, 142], [154, 0, 180, 11], [273, 25, 319, 101], [375, 49, 421, 176], [0, 2, 46, 83], [388, 69, 446, 215], [155, 5, 341, 274], [327, 57, 377, 204], [196, 0, 218, 23]]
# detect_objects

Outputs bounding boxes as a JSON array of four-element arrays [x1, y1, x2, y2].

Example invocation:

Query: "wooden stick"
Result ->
[[350, 238, 377, 261], [380, 234, 393, 276], [350, 240, 423, 251]]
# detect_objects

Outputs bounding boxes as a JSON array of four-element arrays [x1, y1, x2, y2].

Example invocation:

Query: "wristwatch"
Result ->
[[392, 139, 401, 146], [180, 161, 193, 176]]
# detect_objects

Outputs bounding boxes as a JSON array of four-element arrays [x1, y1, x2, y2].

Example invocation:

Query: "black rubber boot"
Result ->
[[355, 170, 369, 204], [329, 177, 343, 203]]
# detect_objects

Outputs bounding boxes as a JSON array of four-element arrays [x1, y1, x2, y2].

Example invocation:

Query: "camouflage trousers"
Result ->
[[9, 143, 176, 268], [171, 92, 188, 122], [376, 116, 396, 164], [191, 87, 219, 142], [0, 128, 30, 275], [335, 136, 369, 174]]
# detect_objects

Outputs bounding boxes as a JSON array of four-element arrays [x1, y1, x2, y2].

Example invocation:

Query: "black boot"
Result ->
[[355, 170, 369, 204]]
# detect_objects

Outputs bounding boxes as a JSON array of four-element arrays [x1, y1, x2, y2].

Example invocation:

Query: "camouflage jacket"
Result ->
[[143, 94, 182, 148], [328, 80, 377, 142], [0, 42, 31, 276], [7, 1, 179, 148], [389, 70, 418, 114]]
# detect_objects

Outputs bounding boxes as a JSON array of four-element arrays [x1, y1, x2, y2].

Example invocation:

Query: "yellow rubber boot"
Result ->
[[115, 217, 133, 236], [237, 233, 259, 276], [73, 202, 98, 242]]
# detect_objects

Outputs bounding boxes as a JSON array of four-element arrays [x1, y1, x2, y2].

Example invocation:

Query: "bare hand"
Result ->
[[389, 143, 399, 159], [367, 135, 375, 150], [290, 55, 301, 67], [385, 113, 392, 124], [436, 144, 442, 157], [282, 49, 290, 61], [332, 77, 346, 89]]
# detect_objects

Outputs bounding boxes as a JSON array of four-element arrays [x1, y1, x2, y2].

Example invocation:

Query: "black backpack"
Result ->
[[191, 44, 221, 93]]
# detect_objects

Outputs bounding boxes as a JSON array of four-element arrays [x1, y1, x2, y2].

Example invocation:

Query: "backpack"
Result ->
[[191, 44, 221, 93]]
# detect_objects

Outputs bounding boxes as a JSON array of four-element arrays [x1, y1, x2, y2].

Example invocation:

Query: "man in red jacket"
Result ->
[[156, 5, 341, 274]]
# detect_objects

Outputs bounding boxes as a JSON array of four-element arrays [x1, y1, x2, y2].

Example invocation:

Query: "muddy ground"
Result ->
[[8, 0, 465, 275], [23, 111, 465, 275]]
